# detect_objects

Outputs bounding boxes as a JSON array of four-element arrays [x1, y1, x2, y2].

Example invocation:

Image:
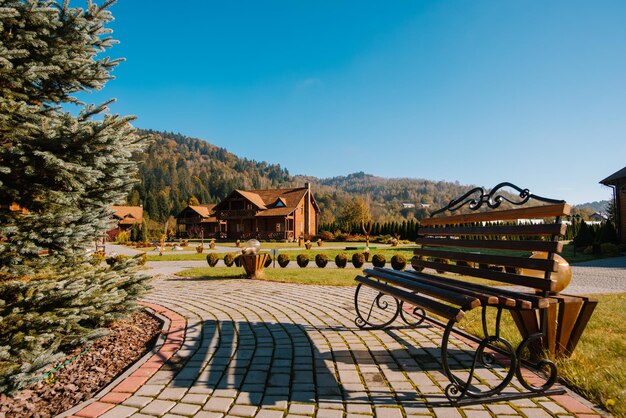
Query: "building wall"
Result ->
[[293, 194, 318, 238], [618, 179, 626, 244]]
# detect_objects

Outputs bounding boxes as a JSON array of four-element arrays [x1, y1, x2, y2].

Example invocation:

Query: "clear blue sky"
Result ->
[[86, 0, 626, 204]]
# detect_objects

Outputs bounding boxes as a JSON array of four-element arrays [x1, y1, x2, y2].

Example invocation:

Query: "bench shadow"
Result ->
[[163, 319, 491, 407]]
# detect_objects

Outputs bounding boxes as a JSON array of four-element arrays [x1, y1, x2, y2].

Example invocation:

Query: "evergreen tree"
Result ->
[[0, 0, 149, 392]]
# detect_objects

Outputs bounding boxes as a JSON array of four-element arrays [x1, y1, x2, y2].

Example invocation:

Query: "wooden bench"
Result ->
[[353, 183, 597, 405]]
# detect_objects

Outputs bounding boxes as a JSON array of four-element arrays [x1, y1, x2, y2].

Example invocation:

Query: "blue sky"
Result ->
[[85, 1, 626, 204]]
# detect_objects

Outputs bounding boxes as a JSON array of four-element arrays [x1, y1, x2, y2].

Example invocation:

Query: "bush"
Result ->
[[412, 255, 425, 272], [335, 253, 348, 268], [277, 253, 290, 268], [296, 254, 309, 268], [391, 254, 407, 270], [234, 255, 242, 267], [90, 253, 105, 266], [352, 253, 365, 268], [224, 254, 235, 267], [601, 243, 620, 256], [319, 231, 335, 241], [372, 254, 386, 268], [264, 255, 272, 267], [583, 245, 594, 255], [116, 230, 130, 244], [105, 254, 128, 266], [315, 254, 329, 268], [206, 253, 219, 267]]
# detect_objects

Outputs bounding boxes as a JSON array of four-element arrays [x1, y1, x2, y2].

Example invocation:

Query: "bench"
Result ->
[[353, 183, 597, 405]]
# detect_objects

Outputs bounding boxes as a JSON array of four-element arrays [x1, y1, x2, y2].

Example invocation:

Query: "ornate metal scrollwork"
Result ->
[[515, 332, 559, 392], [399, 302, 426, 327], [354, 283, 401, 329], [431, 182, 565, 217]]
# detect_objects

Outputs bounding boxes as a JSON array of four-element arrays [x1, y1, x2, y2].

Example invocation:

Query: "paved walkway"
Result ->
[[86, 277, 604, 418]]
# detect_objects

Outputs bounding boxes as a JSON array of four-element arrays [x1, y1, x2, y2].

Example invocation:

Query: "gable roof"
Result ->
[[215, 186, 320, 215], [600, 166, 626, 185], [187, 204, 216, 218], [111, 206, 143, 223]]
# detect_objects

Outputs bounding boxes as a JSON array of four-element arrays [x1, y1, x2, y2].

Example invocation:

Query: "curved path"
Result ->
[[86, 277, 604, 418]]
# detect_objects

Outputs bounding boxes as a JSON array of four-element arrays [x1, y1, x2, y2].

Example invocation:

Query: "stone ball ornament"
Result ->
[[242, 239, 261, 255]]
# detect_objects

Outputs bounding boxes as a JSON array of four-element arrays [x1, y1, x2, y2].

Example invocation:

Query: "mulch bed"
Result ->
[[0, 310, 161, 418]]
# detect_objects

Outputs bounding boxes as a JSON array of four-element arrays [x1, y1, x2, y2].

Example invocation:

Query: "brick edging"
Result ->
[[58, 302, 186, 418]]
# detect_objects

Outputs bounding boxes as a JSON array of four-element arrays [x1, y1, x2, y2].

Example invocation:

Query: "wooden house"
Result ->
[[111, 205, 143, 231], [600, 166, 626, 244], [175, 204, 225, 238], [214, 184, 320, 240]]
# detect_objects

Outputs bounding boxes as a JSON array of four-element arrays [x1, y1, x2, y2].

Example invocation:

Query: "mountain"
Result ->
[[573, 200, 609, 213], [128, 130, 479, 224]]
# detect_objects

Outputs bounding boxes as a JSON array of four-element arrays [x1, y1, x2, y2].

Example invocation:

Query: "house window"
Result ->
[[276, 223, 282, 232]]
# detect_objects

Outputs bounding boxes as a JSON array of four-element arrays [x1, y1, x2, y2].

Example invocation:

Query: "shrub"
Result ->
[[583, 245, 594, 255], [372, 254, 386, 268], [224, 254, 235, 267], [105, 254, 128, 266], [391, 254, 407, 270], [601, 243, 620, 256], [277, 253, 290, 268], [296, 254, 309, 267], [90, 253, 105, 266], [319, 231, 335, 241], [116, 230, 130, 244], [206, 253, 219, 267], [315, 254, 329, 268], [234, 255, 242, 267], [264, 255, 272, 267], [411, 255, 425, 272], [352, 253, 365, 268], [335, 253, 348, 268]]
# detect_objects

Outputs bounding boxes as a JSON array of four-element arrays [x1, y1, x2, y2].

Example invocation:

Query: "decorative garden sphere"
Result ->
[[522, 252, 572, 293], [243, 239, 261, 255]]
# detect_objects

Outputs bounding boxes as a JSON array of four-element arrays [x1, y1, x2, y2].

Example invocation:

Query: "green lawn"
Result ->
[[176, 266, 362, 286]]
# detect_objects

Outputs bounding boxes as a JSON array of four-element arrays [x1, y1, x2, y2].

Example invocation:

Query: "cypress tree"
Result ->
[[0, 0, 149, 392]]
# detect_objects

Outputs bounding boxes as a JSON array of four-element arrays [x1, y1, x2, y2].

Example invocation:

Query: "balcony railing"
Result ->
[[217, 209, 257, 219]]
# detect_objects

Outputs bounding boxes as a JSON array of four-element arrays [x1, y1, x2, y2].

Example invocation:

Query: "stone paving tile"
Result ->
[[117, 278, 608, 418]]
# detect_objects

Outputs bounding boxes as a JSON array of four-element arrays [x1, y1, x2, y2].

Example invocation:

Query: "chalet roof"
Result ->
[[600, 166, 626, 185], [111, 205, 143, 224], [235, 190, 267, 209], [187, 204, 216, 218], [215, 186, 320, 215]]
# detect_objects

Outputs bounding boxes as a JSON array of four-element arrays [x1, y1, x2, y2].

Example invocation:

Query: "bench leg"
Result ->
[[441, 307, 517, 403], [440, 306, 563, 405], [354, 283, 401, 329]]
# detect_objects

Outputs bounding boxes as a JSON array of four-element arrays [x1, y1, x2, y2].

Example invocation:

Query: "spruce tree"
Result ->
[[0, 0, 149, 392]]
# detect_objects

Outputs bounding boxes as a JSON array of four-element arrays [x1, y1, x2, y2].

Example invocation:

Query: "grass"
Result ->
[[459, 293, 625, 417], [176, 266, 361, 286]]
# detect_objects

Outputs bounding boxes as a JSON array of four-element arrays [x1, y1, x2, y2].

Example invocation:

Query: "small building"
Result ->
[[401, 203, 416, 209], [0, 200, 27, 214], [214, 184, 320, 241], [589, 212, 609, 222], [111, 205, 143, 231], [175, 204, 225, 238], [600, 166, 626, 244]]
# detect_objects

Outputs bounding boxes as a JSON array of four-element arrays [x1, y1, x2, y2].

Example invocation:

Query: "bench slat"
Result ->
[[415, 237, 563, 253], [378, 268, 549, 309], [419, 223, 567, 237], [363, 268, 513, 307], [412, 257, 555, 291], [355, 275, 464, 322], [413, 248, 559, 272], [363, 269, 484, 309], [420, 203, 571, 226]]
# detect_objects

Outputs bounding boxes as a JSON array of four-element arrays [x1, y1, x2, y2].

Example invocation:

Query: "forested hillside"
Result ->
[[128, 130, 485, 224]]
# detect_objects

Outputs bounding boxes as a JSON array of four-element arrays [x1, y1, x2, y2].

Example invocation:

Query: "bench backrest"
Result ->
[[412, 183, 570, 295]]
